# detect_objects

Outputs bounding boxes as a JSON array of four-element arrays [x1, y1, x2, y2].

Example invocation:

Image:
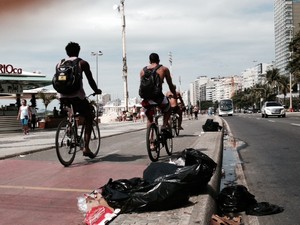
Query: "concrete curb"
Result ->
[[188, 117, 223, 225]]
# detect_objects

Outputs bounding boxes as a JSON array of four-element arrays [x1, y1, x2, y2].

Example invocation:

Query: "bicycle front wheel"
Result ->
[[146, 123, 160, 162], [89, 120, 101, 157], [55, 119, 77, 167]]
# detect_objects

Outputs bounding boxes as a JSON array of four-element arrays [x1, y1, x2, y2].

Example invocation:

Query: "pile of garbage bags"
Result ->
[[101, 148, 217, 213], [217, 185, 284, 216], [78, 148, 217, 224]]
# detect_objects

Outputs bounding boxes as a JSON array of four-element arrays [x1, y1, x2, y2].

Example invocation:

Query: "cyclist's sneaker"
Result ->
[[83, 150, 95, 159], [161, 128, 172, 138], [179, 126, 184, 130]]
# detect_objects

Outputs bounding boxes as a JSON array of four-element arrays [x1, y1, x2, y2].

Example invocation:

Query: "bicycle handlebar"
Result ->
[[87, 92, 101, 98]]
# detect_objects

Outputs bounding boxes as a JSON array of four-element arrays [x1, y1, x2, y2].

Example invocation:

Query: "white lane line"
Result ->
[[291, 123, 300, 127]]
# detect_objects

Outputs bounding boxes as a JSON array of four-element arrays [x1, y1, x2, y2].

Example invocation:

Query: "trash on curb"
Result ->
[[202, 119, 222, 132], [210, 214, 242, 225], [77, 189, 120, 225], [216, 185, 284, 216], [77, 148, 217, 223]]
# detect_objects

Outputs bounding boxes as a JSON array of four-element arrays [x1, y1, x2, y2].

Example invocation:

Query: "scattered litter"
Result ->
[[77, 189, 120, 225], [19, 155, 26, 158], [78, 148, 217, 224], [210, 214, 242, 225]]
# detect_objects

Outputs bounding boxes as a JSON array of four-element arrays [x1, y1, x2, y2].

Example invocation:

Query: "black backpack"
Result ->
[[52, 58, 82, 94], [139, 65, 162, 100]]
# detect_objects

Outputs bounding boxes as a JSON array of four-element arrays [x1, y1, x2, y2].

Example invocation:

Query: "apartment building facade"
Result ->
[[274, 0, 300, 76]]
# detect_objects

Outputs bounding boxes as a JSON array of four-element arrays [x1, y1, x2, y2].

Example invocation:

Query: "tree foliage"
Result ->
[[37, 92, 57, 116], [287, 30, 300, 77]]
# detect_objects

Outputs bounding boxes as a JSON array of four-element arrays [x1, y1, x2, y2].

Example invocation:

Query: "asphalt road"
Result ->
[[222, 113, 300, 225]]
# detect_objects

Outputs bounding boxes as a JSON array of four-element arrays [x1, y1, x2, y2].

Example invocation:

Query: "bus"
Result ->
[[218, 99, 233, 116]]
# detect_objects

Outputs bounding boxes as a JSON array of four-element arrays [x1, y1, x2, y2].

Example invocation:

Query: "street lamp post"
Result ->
[[287, 25, 294, 111], [289, 72, 293, 111], [168, 51, 172, 77], [114, 0, 128, 111], [91, 51, 103, 116]]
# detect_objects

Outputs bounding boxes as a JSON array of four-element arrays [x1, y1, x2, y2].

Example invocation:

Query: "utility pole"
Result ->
[[120, 0, 128, 111], [91, 51, 103, 117]]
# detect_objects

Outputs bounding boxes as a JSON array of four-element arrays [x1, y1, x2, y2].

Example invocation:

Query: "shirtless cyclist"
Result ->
[[140, 53, 177, 135], [165, 85, 185, 130]]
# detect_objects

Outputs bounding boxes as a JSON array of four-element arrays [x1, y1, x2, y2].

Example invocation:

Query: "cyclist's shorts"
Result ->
[[60, 97, 94, 120], [141, 96, 170, 114], [171, 105, 180, 112]]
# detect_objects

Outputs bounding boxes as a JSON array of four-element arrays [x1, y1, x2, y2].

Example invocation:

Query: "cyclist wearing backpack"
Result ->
[[56, 42, 102, 158], [139, 53, 177, 135]]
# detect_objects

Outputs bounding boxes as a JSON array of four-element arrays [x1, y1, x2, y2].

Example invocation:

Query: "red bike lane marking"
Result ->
[[0, 159, 147, 225]]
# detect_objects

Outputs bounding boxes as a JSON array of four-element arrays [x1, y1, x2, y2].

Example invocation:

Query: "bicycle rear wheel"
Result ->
[[164, 127, 173, 156], [172, 115, 180, 136], [146, 123, 160, 162], [55, 119, 77, 167], [89, 120, 101, 157]]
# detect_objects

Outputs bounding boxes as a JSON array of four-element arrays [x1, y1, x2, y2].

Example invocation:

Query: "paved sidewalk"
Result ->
[[0, 121, 147, 159], [0, 115, 224, 225]]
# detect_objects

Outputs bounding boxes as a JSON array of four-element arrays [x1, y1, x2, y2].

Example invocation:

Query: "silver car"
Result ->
[[261, 101, 286, 118]]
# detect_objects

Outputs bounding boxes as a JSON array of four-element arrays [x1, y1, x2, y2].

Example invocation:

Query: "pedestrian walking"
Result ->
[[140, 107, 145, 122], [193, 106, 199, 120], [30, 105, 37, 130], [17, 99, 32, 135]]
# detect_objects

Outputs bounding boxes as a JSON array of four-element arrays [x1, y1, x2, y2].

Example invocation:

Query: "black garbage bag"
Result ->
[[217, 185, 284, 216], [246, 202, 284, 216], [217, 185, 257, 213], [101, 177, 147, 210], [143, 162, 178, 183], [127, 179, 190, 212], [101, 175, 189, 213], [202, 119, 222, 132], [181, 148, 217, 192]]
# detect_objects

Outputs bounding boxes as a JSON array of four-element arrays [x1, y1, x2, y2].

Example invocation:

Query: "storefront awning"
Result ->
[[0, 71, 52, 94]]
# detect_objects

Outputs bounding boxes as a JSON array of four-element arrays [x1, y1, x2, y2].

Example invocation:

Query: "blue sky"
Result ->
[[0, 0, 275, 104]]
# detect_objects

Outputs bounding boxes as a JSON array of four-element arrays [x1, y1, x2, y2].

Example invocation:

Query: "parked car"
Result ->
[[261, 101, 286, 118]]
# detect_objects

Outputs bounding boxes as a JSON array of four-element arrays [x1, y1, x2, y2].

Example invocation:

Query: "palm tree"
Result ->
[[265, 68, 281, 95], [37, 91, 57, 117], [278, 75, 289, 104]]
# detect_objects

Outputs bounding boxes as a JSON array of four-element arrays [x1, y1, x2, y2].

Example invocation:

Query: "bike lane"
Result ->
[[0, 122, 148, 225], [0, 155, 147, 224]]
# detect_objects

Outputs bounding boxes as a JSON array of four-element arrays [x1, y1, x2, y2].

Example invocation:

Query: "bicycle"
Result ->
[[169, 110, 180, 137], [146, 106, 173, 162], [55, 93, 101, 167]]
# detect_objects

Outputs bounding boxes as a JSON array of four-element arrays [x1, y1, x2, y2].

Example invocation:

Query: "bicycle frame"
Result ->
[[146, 106, 173, 162], [66, 104, 85, 145], [55, 93, 101, 167]]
